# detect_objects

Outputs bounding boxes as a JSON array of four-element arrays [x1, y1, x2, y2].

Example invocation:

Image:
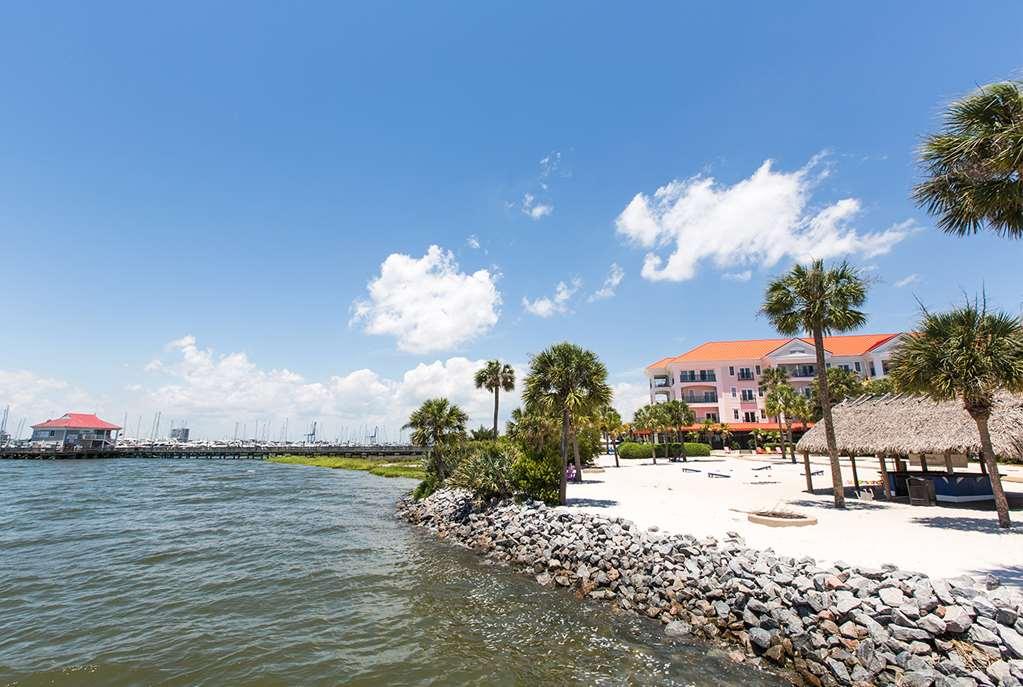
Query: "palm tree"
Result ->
[[762, 260, 867, 508], [914, 81, 1023, 239], [659, 399, 694, 461], [403, 398, 468, 481], [633, 404, 662, 463], [760, 366, 790, 445], [594, 405, 623, 467], [888, 299, 1023, 528], [522, 342, 612, 503], [765, 384, 800, 464], [474, 360, 516, 438]]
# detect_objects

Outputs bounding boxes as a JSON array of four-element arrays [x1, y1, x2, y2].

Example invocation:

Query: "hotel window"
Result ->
[[757, 387, 763, 397], [733, 409, 739, 420], [869, 362, 876, 377], [731, 387, 737, 398], [743, 411, 757, 422], [728, 366, 735, 376], [740, 389, 754, 402], [854, 362, 861, 373], [881, 360, 890, 375], [760, 409, 766, 419], [706, 413, 718, 422], [755, 365, 761, 375]]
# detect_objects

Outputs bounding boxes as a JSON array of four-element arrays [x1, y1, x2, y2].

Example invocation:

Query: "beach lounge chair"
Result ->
[[708, 471, 731, 478], [681, 467, 701, 474], [752, 465, 772, 471], [803, 469, 824, 477]]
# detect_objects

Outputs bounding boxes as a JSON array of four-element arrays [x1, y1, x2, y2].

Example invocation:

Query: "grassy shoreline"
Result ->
[[267, 455, 426, 480]]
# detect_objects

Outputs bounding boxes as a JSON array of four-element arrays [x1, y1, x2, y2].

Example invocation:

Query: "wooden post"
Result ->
[[803, 450, 813, 493], [850, 453, 860, 491], [944, 450, 953, 474], [920, 454, 929, 473], [877, 453, 889, 500]]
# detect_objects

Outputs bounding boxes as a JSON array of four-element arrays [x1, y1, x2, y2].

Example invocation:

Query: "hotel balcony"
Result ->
[[682, 393, 718, 404], [736, 372, 755, 381], [678, 373, 717, 384]]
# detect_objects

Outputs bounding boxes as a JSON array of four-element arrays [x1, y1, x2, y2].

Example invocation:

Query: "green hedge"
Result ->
[[617, 441, 711, 460]]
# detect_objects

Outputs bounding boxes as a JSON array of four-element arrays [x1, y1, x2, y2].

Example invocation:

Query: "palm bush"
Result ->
[[447, 440, 519, 504], [404, 397, 468, 482]]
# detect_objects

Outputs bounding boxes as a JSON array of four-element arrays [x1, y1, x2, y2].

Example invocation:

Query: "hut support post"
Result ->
[[802, 451, 813, 493], [850, 453, 860, 492], [877, 453, 889, 500], [921, 455, 929, 473], [944, 450, 953, 474]]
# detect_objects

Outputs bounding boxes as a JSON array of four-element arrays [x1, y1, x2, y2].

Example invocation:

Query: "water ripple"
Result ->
[[0, 459, 785, 686]]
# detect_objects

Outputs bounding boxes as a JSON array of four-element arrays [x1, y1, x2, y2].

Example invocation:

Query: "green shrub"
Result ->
[[617, 441, 711, 459], [413, 474, 440, 500], [446, 440, 517, 503], [510, 446, 561, 505]]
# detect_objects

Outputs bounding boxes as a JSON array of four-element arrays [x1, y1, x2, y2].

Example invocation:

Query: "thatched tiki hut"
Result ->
[[794, 392, 1023, 505]]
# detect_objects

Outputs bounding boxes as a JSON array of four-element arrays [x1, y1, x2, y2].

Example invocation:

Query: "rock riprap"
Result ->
[[399, 489, 1023, 686]]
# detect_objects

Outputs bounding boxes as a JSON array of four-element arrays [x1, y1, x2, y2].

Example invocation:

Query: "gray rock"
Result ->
[[1000, 625, 1023, 659], [903, 670, 938, 687], [665, 620, 692, 637], [944, 605, 975, 634], [880, 586, 907, 607], [973, 596, 998, 619], [918, 613, 948, 635], [749, 626, 773, 650]]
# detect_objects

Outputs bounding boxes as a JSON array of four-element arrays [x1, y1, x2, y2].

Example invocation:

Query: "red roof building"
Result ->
[[30, 413, 121, 449], [32, 413, 121, 431]]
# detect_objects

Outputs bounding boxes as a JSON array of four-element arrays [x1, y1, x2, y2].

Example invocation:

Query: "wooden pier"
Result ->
[[0, 444, 424, 461]]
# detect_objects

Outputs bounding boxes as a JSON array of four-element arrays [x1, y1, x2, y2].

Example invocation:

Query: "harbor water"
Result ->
[[0, 459, 787, 686]]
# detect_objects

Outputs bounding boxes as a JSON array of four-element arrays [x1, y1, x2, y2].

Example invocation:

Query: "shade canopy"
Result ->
[[794, 392, 1023, 459]]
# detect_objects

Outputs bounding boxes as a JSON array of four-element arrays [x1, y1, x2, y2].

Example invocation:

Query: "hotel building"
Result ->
[[646, 333, 905, 428]]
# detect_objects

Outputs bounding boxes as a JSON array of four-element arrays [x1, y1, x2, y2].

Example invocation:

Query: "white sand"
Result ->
[[566, 452, 1023, 588]]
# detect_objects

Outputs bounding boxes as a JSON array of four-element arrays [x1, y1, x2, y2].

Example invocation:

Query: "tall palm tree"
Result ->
[[632, 404, 662, 463], [888, 299, 1023, 528], [594, 405, 623, 467], [522, 342, 612, 503], [914, 81, 1023, 239], [474, 360, 516, 438], [659, 399, 694, 461], [762, 260, 867, 508], [765, 384, 800, 464], [403, 398, 468, 481]]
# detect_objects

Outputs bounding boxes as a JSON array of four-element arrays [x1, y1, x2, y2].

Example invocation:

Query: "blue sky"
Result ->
[[2, 2, 1022, 439]]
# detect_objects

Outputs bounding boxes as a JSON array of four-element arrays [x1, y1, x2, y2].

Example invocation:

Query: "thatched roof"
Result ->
[[794, 392, 1023, 459]]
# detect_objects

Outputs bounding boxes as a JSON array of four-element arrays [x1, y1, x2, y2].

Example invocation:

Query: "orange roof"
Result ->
[[647, 333, 899, 368]]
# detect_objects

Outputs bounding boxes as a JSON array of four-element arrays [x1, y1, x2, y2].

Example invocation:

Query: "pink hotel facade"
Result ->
[[645, 333, 906, 427]]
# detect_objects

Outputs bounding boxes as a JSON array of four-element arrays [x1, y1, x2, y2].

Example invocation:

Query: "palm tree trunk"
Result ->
[[650, 431, 657, 464], [785, 419, 795, 464], [777, 414, 788, 460], [493, 387, 499, 438], [970, 409, 1011, 528], [612, 436, 620, 468], [559, 406, 569, 505], [813, 327, 845, 508], [571, 428, 583, 482]]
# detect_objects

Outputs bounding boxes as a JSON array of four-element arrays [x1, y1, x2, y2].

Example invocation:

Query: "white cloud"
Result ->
[[350, 245, 501, 353], [521, 192, 553, 220], [894, 273, 921, 288], [0, 370, 97, 437], [522, 278, 581, 318], [615, 156, 916, 282], [722, 270, 752, 282], [611, 381, 649, 423], [141, 336, 524, 439], [466, 234, 481, 249], [589, 263, 625, 301]]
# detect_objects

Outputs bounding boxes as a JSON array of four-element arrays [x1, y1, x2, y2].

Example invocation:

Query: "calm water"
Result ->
[[0, 459, 786, 686]]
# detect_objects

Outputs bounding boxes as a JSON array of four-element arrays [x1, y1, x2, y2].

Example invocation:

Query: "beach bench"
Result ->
[[680, 467, 701, 473], [707, 471, 731, 478]]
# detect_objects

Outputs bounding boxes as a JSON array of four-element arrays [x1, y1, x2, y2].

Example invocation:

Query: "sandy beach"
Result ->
[[567, 452, 1023, 588]]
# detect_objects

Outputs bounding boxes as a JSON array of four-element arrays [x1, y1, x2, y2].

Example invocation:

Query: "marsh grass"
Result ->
[[268, 455, 426, 480]]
